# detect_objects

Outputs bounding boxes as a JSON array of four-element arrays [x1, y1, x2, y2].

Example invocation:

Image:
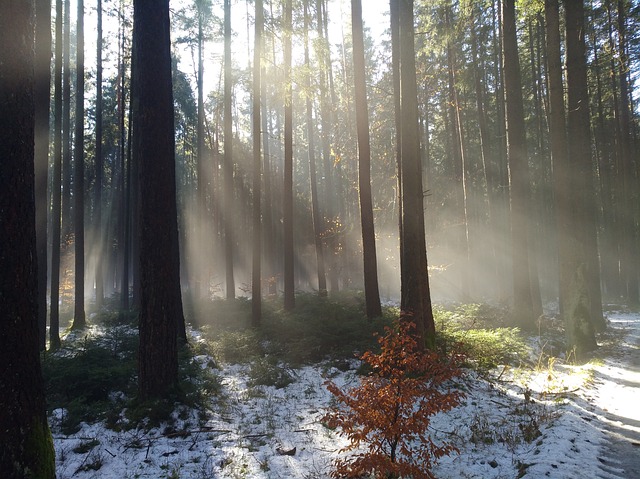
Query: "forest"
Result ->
[[1, 0, 640, 477]]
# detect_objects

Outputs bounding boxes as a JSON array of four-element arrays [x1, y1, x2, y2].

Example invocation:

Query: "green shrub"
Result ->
[[434, 303, 529, 370]]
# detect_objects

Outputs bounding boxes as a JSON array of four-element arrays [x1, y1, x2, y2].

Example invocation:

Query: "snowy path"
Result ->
[[592, 312, 640, 478]]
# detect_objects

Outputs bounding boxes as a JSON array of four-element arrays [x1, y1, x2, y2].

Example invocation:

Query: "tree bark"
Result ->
[[35, 0, 51, 350], [252, 0, 263, 326], [304, 0, 328, 297], [95, 0, 104, 310], [223, 0, 236, 299], [0, 3, 56, 475], [133, 0, 185, 400], [72, 0, 86, 329], [352, 0, 382, 318], [565, 0, 599, 353], [50, 0, 64, 350], [397, 0, 435, 348], [502, 0, 535, 329], [283, 0, 295, 310]]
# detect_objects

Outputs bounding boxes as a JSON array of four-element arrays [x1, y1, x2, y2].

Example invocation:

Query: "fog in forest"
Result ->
[[46, 0, 639, 331]]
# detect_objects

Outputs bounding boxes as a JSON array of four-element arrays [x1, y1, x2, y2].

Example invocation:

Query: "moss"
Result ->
[[23, 416, 56, 479]]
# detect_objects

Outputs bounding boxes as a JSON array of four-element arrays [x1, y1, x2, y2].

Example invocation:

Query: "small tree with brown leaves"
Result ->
[[323, 319, 464, 479]]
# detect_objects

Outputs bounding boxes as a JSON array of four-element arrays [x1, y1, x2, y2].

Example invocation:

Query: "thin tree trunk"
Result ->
[[352, 0, 382, 318], [252, 0, 263, 326], [50, 0, 63, 350], [616, 0, 639, 305], [223, 0, 235, 299], [316, 0, 339, 292], [72, 0, 86, 329], [304, 0, 328, 297], [95, 0, 104, 310], [35, 0, 51, 350], [62, 0, 72, 241], [283, 0, 295, 310]]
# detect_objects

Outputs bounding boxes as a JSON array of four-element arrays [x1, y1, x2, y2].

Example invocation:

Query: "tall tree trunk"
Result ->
[[35, 0, 51, 350], [283, 0, 295, 310], [390, 0, 403, 267], [545, 0, 571, 321], [352, 0, 382, 318], [564, 0, 599, 352], [316, 0, 339, 292], [0, 2, 56, 474], [62, 0, 72, 241], [397, 0, 435, 348], [304, 0, 328, 297], [73, 0, 86, 329], [445, 5, 470, 300], [133, 0, 186, 400], [95, 0, 104, 310], [616, 0, 639, 305], [195, 1, 205, 299], [502, 0, 535, 329], [50, 0, 64, 350], [223, 0, 235, 299], [252, 0, 263, 326], [470, 5, 499, 290]]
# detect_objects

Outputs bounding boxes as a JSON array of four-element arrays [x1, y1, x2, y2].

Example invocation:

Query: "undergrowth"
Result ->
[[43, 309, 221, 434]]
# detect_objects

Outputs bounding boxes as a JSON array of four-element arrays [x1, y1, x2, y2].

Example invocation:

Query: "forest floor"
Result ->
[[50, 307, 640, 479]]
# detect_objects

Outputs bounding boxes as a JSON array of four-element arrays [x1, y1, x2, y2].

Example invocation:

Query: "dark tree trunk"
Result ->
[[564, 0, 599, 353], [252, 0, 263, 326], [283, 0, 295, 311], [50, 0, 63, 350], [133, 0, 185, 400], [35, 0, 51, 350], [0, 3, 56, 475], [196, 1, 206, 300], [72, 0, 86, 329], [502, 0, 535, 329], [545, 0, 571, 320], [397, 0, 435, 348], [352, 0, 382, 318], [62, 0, 72, 240], [304, 0, 328, 297], [223, 0, 236, 299], [95, 0, 104, 310], [390, 0, 402, 264], [616, 0, 639, 305]]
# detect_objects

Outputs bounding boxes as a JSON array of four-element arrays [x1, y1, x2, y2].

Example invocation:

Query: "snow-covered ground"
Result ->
[[51, 310, 640, 479]]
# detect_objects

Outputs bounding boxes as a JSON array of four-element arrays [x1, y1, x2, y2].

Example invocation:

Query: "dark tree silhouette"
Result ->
[[133, 0, 186, 400], [0, 3, 56, 475]]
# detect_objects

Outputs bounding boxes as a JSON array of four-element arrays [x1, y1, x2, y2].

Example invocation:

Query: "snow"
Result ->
[[52, 310, 639, 479]]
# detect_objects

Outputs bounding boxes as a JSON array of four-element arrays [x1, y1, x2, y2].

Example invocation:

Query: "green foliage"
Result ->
[[202, 292, 392, 366], [248, 357, 295, 389], [323, 319, 465, 479], [44, 312, 221, 433], [43, 333, 137, 434], [434, 304, 530, 370]]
